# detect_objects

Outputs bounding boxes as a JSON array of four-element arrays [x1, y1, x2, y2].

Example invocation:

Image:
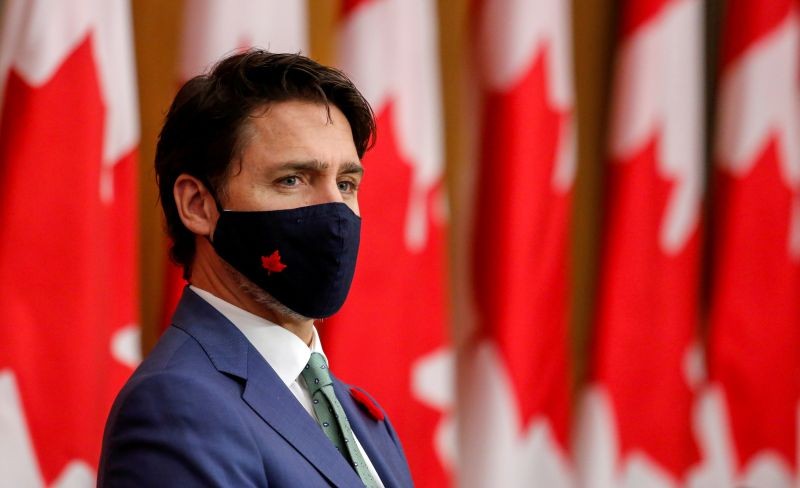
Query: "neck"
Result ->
[[190, 240, 315, 345]]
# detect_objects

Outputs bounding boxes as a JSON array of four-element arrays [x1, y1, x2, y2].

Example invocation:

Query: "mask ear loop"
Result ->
[[199, 176, 224, 244]]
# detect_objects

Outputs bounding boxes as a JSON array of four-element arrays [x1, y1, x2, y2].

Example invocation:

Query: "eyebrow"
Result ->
[[277, 159, 364, 176]]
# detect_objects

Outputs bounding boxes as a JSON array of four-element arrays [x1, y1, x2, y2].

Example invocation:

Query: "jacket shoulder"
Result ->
[[99, 330, 263, 487]]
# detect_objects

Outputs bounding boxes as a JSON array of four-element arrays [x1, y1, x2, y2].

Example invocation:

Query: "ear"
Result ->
[[174, 174, 219, 237]]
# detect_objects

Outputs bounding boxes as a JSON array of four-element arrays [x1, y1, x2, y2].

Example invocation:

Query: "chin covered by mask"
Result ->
[[210, 202, 361, 318]]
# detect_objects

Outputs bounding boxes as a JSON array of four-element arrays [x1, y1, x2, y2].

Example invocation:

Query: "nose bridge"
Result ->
[[310, 173, 342, 205]]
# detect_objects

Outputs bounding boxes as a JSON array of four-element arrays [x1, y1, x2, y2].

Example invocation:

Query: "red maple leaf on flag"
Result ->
[[0, 36, 138, 483], [261, 250, 287, 274], [710, 137, 800, 471], [473, 47, 572, 448], [594, 134, 701, 477]]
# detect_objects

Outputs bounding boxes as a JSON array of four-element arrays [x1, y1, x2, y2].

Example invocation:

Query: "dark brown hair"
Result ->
[[155, 50, 376, 278]]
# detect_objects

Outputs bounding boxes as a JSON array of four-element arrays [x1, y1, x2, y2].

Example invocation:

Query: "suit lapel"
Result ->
[[172, 289, 364, 488], [241, 354, 365, 487]]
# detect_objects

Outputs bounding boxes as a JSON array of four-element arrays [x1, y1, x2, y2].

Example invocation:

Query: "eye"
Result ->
[[337, 180, 357, 193], [279, 176, 299, 187]]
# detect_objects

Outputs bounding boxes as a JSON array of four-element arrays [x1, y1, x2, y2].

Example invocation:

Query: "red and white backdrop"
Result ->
[[0, 0, 140, 486], [576, 0, 705, 486], [575, 0, 800, 486], [3, 1, 800, 487], [323, 1, 453, 487], [698, 0, 800, 486], [460, 0, 576, 486]]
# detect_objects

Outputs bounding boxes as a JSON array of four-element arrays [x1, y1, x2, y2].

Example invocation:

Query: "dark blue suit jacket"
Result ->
[[99, 289, 413, 487]]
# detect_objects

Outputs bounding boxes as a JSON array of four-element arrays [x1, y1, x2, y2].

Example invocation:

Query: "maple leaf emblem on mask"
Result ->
[[261, 250, 287, 275]]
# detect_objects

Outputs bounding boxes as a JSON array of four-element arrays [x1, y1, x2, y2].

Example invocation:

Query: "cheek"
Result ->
[[347, 198, 360, 217], [219, 177, 259, 209], [223, 177, 293, 211]]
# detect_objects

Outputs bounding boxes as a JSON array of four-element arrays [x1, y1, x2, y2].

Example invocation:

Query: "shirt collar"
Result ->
[[189, 285, 327, 387]]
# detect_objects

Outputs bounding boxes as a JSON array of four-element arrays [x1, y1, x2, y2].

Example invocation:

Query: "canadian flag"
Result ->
[[693, 1, 800, 486], [0, 0, 140, 486], [159, 0, 309, 330], [574, 0, 705, 486], [179, 0, 307, 81], [321, 1, 453, 486], [459, 0, 576, 486]]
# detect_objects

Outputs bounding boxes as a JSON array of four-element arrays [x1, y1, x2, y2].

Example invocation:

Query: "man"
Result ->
[[98, 51, 413, 487]]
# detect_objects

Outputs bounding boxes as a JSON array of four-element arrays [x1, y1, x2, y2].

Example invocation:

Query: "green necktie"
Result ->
[[302, 352, 379, 488]]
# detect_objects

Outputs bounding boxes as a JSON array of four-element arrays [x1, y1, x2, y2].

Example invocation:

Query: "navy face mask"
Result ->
[[210, 202, 361, 318]]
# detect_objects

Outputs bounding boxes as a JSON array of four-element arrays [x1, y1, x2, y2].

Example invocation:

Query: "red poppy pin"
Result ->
[[261, 250, 287, 275], [350, 387, 385, 422]]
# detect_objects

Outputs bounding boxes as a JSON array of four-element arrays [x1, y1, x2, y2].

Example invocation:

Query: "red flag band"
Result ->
[[0, 0, 140, 484], [461, 0, 576, 486], [576, 0, 705, 485], [702, 1, 800, 485]]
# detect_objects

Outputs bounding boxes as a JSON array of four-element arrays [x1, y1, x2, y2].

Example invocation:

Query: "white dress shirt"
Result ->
[[190, 286, 385, 487]]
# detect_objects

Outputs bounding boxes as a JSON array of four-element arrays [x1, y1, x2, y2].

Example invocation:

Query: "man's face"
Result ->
[[220, 100, 363, 215]]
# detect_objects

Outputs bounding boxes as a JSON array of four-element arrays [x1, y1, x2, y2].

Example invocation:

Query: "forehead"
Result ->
[[238, 100, 357, 164]]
